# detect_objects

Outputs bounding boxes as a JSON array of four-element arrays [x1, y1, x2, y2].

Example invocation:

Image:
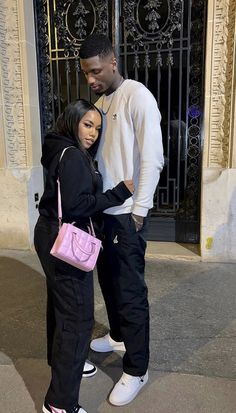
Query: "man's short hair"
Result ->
[[79, 33, 113, 59]]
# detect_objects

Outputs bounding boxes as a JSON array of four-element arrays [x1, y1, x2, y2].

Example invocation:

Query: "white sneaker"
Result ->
[[109, 371, 148, 406], [90, 333, 125, 352], [82, 360, 97, 378], [43, 401, 87, 413]]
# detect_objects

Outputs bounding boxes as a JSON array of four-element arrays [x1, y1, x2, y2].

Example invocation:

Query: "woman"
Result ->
[[34, 99, 134, 413]]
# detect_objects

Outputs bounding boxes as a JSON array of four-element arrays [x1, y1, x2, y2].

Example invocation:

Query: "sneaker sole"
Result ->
[[82, 365, 97, 378], [109, 376, 148, 406], [43, 404, 86, 413], [90, 343, 126, 352], [42, 405, 51, 413]]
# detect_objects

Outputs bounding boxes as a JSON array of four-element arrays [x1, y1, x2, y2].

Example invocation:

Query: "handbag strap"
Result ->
[[57, 147, 96, 236], [57, 177, 63, 229], [57, 147, 74, 228]]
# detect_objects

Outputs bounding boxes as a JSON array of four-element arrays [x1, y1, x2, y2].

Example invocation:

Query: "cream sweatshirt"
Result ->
[[95, 79, 164, 217]]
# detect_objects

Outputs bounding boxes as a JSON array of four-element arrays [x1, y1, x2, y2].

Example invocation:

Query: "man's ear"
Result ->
[[111, 56, 117, 72]]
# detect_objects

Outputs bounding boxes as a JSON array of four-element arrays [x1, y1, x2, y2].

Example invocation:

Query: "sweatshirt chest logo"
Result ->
[[112, 114, 117, 120]]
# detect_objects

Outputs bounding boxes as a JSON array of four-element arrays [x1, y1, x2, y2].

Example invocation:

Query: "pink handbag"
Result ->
[[50, 147, 102, 272]]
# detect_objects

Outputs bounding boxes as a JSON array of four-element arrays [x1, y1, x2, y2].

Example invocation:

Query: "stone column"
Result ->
[[0, 0, 43, 248], [201, 0, 236, 261]]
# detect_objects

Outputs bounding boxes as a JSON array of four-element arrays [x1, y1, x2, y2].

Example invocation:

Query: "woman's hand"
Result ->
[[124, 179, 135, 194]]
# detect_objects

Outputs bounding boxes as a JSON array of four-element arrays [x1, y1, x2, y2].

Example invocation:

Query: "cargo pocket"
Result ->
[[71, 275, 94, 325]]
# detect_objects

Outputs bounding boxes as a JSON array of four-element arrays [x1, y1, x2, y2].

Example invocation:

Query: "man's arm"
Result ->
[[130, 86, 164, 229]]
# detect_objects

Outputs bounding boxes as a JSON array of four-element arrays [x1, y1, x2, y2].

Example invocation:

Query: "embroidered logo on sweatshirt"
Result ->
[[112, 114, 117, 120]]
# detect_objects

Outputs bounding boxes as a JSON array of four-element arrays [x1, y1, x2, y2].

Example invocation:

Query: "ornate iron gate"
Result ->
[[34, 0, 207, 243]]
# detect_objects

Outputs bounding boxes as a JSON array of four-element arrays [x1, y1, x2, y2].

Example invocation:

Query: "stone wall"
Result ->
[[0, 0, 43, 249], [201, 0, 236, 261]]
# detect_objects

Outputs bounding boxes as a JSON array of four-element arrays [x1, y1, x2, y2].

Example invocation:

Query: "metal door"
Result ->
[[34, 0, 207, 242]]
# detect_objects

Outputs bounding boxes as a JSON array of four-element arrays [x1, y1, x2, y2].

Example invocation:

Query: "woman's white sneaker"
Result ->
[[109, 371, 148, 406], [82, 361, 97, 378], [90, 333, 125, 352], [42, 402, 87, 413]]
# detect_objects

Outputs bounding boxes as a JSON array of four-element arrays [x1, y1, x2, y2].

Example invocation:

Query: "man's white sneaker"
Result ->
[[109, 371, 148, 406], [82, 361, 97, 378], [90, 333, 125, 352]]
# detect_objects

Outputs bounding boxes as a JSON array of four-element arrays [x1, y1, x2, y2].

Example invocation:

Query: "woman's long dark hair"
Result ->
[[55, 99, 102, 158]]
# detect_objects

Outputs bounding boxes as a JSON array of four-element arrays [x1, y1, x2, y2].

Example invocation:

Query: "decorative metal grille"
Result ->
[[119, 0, 206, 242], [34, 0, 109, 134], [34, 0, 207, 243]]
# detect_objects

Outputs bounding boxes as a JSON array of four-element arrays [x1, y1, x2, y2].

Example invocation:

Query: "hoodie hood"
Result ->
[[41, 131, 100, 170], [41, 132, 78, 170]]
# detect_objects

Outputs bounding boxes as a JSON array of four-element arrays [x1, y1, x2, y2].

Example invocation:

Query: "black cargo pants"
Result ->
[[34, 216, 94, 409], [97, 213, 149, 376]]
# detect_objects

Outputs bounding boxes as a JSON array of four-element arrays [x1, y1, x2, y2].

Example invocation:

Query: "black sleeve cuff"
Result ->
[[112, 181, 133, 201]]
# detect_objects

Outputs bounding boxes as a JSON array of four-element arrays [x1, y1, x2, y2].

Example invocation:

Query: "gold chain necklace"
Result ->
[[101, 77, 124, 115]]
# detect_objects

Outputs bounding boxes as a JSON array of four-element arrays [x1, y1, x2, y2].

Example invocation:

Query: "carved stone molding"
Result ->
[[0, 0, 27, 168], [208, 0, 236, 167], [224, 0, 236, 167]]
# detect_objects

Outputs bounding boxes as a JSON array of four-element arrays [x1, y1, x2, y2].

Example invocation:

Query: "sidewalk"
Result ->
[[0, 246, 236, 413]]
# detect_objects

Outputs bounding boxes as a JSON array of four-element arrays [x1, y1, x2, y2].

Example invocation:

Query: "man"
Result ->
[[80, 34, 164, 406]]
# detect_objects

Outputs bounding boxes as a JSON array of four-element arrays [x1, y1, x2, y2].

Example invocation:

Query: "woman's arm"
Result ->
[[59, 149, 132, 219]]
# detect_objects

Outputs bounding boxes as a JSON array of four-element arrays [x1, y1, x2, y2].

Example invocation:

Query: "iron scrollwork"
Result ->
[[144, 0, 162, 32], [34, 0, 109, 136], [184, 1, 205, 231], [123, 0, 182, 93], [123, 0, 182, 47], [34, 0, 54, 135], [54, 0, 108, 56]]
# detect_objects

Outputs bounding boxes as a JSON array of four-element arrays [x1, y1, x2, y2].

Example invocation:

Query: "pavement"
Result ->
[[0, 244, 236, 413]]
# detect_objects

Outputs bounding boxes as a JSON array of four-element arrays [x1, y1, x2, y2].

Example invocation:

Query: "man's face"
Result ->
[[80, 54, 117, 94]]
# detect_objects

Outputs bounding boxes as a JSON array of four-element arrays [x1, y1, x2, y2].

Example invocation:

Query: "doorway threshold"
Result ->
[[146, 242, 201, 261]]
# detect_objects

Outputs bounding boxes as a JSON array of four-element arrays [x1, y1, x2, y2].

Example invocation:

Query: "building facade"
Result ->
[[0, 0, 235, 261]]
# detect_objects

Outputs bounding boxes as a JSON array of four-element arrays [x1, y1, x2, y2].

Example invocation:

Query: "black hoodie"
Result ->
[[38, 132, 131, 224]]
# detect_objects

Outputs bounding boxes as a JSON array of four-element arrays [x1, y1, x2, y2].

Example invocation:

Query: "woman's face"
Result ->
[[78, 109, 102, 149]]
